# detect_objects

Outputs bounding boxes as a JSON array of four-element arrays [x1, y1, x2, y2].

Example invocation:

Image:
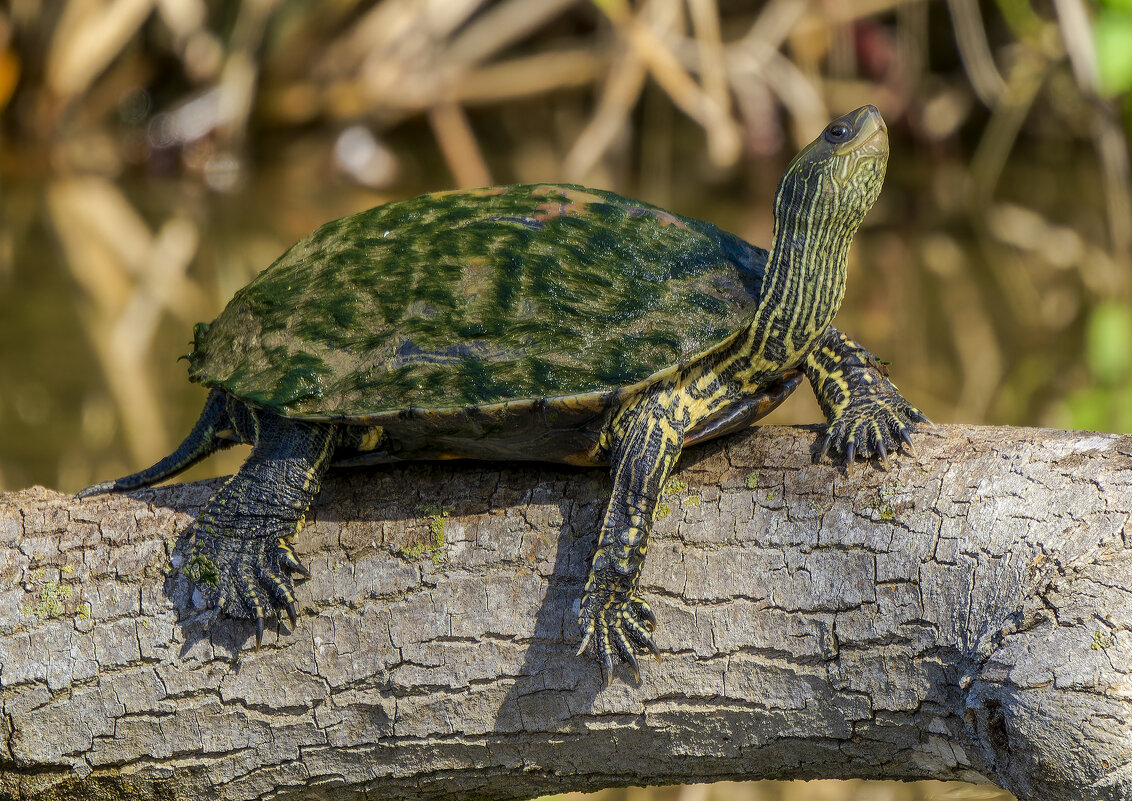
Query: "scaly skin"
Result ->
[[79, 388, 337, 646]]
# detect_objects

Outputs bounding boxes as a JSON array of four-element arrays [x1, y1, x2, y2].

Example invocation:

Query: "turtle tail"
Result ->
[[77, 389, 235, 498]]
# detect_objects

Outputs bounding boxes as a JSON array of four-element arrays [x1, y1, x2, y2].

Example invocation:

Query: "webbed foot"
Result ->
[[185, 530, 310, 648], [578, 589, 660, 685], [804, 327, 929, 469], [819, 381, 929, 468]]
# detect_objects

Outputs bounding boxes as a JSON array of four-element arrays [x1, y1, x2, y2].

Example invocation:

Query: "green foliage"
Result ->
[[994, 0, 1043, 38], [1098, 0, 1132, 13], [1058, 302, 1132, 433], [1095, 6, 1132, 95], [1086, 302, 1132, 384], [1058, 383, 1132, 432]]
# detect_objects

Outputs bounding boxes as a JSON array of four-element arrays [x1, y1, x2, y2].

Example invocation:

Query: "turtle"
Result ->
[[79, 104, 926, 683]]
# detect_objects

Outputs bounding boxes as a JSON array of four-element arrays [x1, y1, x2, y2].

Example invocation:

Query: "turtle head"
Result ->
[[774, 105, 889, 232], [741, 106, 889, 371]]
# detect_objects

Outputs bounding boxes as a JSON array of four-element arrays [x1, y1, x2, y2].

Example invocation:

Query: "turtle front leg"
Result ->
[[804, 326, 928, 465], [579, 401, 684, 684], [186, 409, 337, 646]]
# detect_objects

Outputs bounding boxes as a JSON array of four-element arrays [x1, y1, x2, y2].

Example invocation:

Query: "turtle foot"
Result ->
[[578, 590, 659, 685], [819, 385, 928, 469], [184, 529, 308, 648]]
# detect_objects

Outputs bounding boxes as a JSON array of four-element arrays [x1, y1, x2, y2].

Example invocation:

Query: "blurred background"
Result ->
[[1, 1, 1130, 797]]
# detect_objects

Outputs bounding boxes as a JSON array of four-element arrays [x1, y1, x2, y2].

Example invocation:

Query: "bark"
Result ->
[[0, 424, 1130, 801]]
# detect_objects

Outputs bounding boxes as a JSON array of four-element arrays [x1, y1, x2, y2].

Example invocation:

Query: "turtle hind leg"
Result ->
[[578, 399, 683, 685], [77, 389, 235, 498], [187, 410, 336, 647]]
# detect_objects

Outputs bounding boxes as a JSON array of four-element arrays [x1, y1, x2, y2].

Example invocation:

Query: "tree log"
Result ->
[[1, 424, 1130, 801]]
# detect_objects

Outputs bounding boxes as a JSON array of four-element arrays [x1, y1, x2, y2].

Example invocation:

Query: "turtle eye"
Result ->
[[825, 122, 852, 143]]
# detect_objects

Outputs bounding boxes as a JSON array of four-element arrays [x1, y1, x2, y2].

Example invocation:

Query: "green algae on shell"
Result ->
[[187, 184, 768, 419]]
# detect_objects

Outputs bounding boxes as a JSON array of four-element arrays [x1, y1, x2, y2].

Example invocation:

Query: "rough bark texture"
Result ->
[[1, 424, 1130, 801]]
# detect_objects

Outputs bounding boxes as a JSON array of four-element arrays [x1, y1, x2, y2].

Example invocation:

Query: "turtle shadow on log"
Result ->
[[141, 459, 615, 708], [493, 490, 612, 728]]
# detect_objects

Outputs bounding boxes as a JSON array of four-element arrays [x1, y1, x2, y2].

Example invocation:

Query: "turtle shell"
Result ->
[[188, 184, 768, 420]]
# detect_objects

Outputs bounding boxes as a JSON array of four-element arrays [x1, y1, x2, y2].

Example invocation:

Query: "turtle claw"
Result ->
[[280, 544, 311, 578], [909, 408, 932, 425], [612, 625, 641, 681], [899, 428, 917, 456], [255, 614, 265, 649], [621, 651, 641, 683], [631, 596, 657, 629], [875, 439, 890, 470], [601, 653, 615, 688]]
